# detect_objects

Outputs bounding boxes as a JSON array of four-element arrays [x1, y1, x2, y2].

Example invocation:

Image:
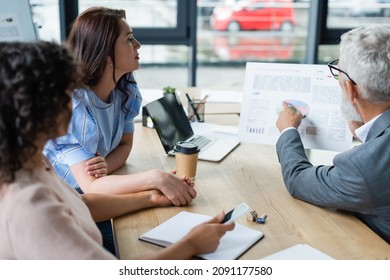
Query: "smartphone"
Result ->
[[221, 202, 250, 223]]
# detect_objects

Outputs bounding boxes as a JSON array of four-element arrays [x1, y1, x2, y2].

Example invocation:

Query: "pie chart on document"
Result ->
[[276, 99, 310, 117]]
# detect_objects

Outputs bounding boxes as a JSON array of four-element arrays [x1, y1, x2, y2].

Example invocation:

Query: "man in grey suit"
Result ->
[[275, 24, 390, 244]]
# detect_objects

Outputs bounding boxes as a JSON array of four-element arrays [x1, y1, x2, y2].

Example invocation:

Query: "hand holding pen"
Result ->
[[275, 101, 303, 132]]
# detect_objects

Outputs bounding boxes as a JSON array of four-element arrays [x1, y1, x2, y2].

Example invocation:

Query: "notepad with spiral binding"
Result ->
[[139, 211, 264, 260]]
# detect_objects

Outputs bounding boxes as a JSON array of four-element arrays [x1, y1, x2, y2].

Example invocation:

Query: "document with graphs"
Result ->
[[238, 62, 353, 152]]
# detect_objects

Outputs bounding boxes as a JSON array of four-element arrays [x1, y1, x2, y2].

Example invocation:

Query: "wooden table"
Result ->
[[113, 93, 390, 260]]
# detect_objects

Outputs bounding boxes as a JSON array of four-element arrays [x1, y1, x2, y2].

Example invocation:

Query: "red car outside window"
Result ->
[[211, 0, 296, 31]]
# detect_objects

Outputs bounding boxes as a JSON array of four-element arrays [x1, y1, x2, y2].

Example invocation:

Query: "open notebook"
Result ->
[[139, 211, 264, 260]]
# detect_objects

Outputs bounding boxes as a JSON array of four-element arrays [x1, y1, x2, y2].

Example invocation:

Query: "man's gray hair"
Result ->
[[339, 24, 390, 102]]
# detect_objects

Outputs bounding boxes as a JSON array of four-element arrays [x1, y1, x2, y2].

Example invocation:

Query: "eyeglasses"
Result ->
[[327, 59, 357, 85]]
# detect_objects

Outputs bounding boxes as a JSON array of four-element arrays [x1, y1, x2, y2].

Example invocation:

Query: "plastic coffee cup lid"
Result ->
[[174, 141, 200, 154]]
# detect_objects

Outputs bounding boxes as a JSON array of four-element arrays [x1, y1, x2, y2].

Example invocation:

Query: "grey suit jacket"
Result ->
[[276, 109, 390, 244]]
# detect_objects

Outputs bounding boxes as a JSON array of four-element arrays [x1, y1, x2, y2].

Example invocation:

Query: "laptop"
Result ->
[[145, 94, 240, 162]]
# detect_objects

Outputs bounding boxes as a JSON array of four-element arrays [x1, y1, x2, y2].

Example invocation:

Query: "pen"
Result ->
[[287, 102, 297, 112], [185, 93, 201, 122], [195, 95, 209, 111], [287, 102, 306, 118], [188, 95, 209, 120]]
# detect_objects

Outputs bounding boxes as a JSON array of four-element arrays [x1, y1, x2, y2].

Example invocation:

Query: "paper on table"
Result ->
[[238, 62, 353, 152], [261, 244, 334, 260], [201, 89, 243, 103], [139, 211, 263, 260], [191, 122, 239, 136]]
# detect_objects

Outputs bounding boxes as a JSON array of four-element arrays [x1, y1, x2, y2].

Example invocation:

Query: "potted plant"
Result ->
[[163, 86, 176, 95]]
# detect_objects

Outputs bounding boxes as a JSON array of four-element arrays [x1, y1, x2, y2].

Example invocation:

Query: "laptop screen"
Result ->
[[145, 94, 194, 153]]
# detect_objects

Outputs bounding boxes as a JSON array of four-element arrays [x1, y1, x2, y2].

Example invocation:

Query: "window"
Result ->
[[196, 0, 311, 89], [30, 0, 60, 41], [79, 0, 178, 28], [317, 0, 390, 64], [28, 0, 390, 89]]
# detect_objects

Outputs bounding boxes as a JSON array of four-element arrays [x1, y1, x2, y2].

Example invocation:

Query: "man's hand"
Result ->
[[276, 101, 303, 132]]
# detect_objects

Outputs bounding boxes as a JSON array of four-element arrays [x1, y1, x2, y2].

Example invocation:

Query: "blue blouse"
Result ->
[[44, 73, 142, 190]]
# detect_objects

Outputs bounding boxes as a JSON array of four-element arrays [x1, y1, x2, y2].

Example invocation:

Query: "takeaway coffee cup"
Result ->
[[174, 141, 200, 179]]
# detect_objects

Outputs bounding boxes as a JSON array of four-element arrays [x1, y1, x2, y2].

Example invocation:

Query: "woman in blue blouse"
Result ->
[[44, 7, 196, 255]]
